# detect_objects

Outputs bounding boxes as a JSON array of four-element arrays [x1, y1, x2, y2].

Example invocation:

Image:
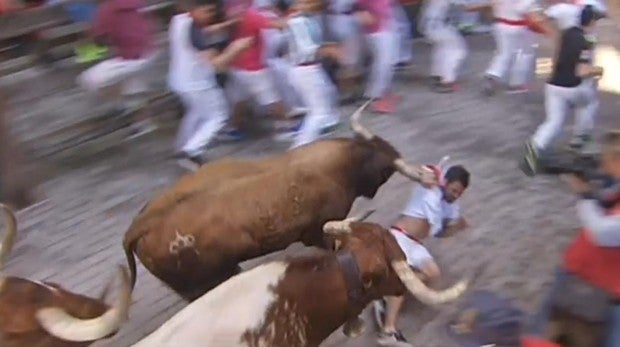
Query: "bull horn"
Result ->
[[391, 260, 467, 305], [350, 100, 374, 141], [0, 204, 18, 288], [323, 209, 376, 235], [35, 266, 132, 342], [393, 159, 436, 184]]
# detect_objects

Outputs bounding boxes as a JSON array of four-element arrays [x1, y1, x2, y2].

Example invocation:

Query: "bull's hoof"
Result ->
[[343, 316, 365, 338]]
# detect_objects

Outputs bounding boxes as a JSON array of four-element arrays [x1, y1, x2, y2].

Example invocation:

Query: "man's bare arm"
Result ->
[[436, 217, 469, 238]]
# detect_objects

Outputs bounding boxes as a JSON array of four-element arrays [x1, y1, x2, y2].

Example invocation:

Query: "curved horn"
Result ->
[[35, 266, 132, 342], [350, 100, 374, 141], [393, 159, 437, 185], [0, 203, 18, 287], [323, 209, 376, 235], [391, 260, 467, 305]]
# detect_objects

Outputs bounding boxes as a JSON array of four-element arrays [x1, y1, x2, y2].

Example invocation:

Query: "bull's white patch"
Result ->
[[131, 262, 289, 347], [168, 230, 196, 255]]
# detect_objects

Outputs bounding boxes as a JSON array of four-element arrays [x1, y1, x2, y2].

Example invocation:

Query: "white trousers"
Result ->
[[391, 3, 413, 63], [364, 30, 397, 99], [289, 64, 339, 148], [78, 52, 157, 95], [531, 80, 599, 150], [508, 30, 538, 87], [389, 228, 434, 269], [227, 69, 280, 106], [426, 25, 467, 83], [485, 23, 531, 84], [266, 57, 305, 112], [175, 88, 228, 156], [327, 14, 363, 68]]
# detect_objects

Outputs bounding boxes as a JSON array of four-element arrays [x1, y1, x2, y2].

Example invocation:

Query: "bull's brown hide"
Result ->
[[0, 279, 108, 347], [239, 221, 466, 347]]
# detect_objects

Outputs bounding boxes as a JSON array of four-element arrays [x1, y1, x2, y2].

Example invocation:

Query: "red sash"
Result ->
[[564, 203, 620, 298]]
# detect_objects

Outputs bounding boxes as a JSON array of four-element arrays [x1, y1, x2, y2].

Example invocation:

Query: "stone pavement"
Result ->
[[2, 15, 620, 347]]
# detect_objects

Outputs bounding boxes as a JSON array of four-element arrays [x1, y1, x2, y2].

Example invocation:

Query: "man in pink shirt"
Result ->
[[226, 1, 297, 140], [77, 0, 158, 137], [355, 0, 400, 114]]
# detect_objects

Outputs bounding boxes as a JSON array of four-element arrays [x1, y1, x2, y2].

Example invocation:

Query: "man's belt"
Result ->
[[495, 17, 527, 26], [391, 226, 423, 244]]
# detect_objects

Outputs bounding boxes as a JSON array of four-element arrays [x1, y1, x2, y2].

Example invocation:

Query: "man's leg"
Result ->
[[484, 24, 518, 94], [364, 30, 398, 114], [377, 258, 440, 347], [178, 88, 228, 170], [290, 66, 337, 148], [571, 80, 599, 153]]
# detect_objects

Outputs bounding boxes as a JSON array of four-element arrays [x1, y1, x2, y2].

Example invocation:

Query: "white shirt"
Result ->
[[493, 0, 540, 21], [420, 0, 466, 29], [401, 185, 460, 237], [577, 200, 620, 247], [167, 13, 218, 93]]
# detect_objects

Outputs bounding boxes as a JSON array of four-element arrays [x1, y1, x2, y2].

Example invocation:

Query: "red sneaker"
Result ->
[[371, 97, 396, 114], [385, 93, 403, 103]]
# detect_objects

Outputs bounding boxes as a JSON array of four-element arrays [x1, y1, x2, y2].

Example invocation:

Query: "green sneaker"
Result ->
[[520, 141, 540, 176], [75, 43, 108, 63]]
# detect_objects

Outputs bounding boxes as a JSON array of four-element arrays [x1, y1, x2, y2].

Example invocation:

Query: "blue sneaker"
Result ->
[[217, 128, 247, 142]]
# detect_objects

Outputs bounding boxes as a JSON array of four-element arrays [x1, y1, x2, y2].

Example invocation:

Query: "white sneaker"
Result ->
[[377, 329, 413, 347]]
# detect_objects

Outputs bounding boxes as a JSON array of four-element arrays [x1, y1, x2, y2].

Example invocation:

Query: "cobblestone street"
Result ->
[[2, 12, 620, 347]]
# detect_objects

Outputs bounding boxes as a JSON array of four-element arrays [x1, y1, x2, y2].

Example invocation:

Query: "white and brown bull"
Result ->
[[129, 212, 469, 347], [123, 101, 436, 301], [0, 204, 132, 347]]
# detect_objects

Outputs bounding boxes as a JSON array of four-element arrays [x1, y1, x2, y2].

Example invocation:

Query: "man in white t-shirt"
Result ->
[[168, 0, 252, 170], [374, 164, 471, 347]]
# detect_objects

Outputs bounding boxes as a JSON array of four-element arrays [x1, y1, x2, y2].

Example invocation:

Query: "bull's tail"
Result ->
[[122, 230, 140, 291], [122, 202, 154, 291]]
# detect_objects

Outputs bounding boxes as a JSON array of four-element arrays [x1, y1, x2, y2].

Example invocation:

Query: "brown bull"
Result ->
[[123, 100, 436, 301], [130, 212, 469, 347], [0, 204, 132, 347]]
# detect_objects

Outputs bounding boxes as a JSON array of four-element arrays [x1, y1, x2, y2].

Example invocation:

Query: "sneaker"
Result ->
[[217, 128, 247, 142], [505, 85, 530, 94], [273, 122, 302, 142], [377, 329, 412, 347], [373, 299, 386, 329], [395, 61, 414, 70], [433, 82, 459, 93], [126, 120, 157, 140], [286, 107, 308, 119], [372, 97, 396, 114], [321, 121, 340, 135], [482, 75, 498, 96], [385, 93, 403, 104], [176, 152, 206, 171], [520, 141, 540, 176]]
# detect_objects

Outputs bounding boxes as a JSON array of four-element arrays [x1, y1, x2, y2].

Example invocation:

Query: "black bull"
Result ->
[[123, 101, 435, 301]]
